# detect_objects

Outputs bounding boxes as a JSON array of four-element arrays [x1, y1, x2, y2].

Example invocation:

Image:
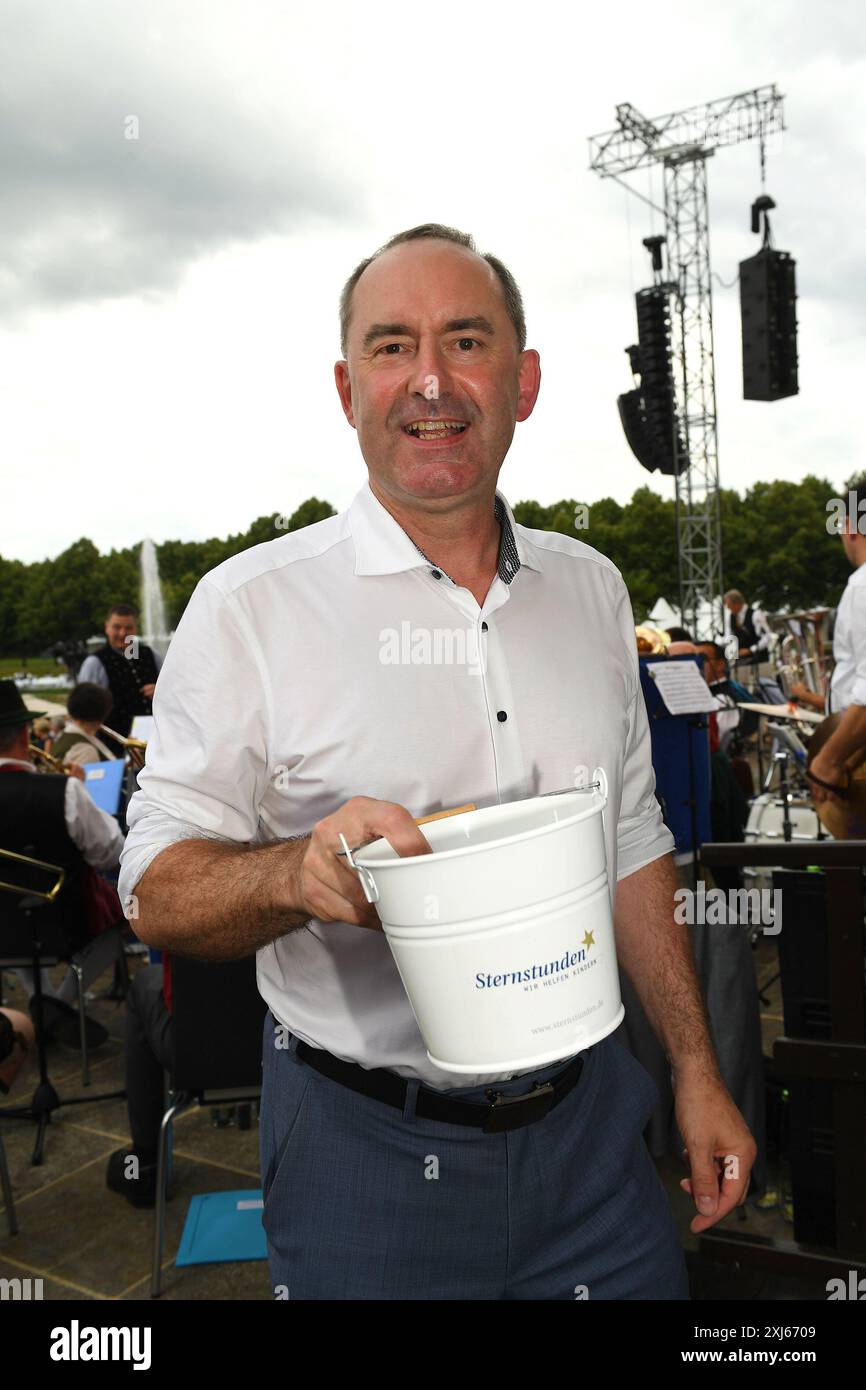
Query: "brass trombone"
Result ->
[[0, 846, 65, 902], [99, 725, 147, 770]]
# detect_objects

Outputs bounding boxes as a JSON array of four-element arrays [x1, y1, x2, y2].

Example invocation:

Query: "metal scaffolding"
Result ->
[[589, 85, 785, 639]]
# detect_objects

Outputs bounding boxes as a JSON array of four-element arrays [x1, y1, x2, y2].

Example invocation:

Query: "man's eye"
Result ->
[[455, 338, 480, 351], [377, 343, 405, 355]]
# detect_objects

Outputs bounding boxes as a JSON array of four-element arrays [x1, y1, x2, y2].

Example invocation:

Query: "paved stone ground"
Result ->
[[0, 959, 270, 1300]]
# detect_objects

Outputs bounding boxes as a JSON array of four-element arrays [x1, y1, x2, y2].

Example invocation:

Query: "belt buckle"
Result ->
[[482, 1081, 556, 1134]]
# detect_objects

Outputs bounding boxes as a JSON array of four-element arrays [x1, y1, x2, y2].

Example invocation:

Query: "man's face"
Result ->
[[697, 644, 726, 683], [105, 614, 137, 649], [724, 598, 743, 617], [334, 240, 540, 510]]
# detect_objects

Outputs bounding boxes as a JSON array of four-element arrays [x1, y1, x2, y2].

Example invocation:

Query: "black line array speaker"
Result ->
[[617, 286, 688, 475], [740, 247, 799, 402]]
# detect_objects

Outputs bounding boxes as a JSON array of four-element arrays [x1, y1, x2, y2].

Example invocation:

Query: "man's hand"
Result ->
[[788, 682, 826, 713], [288, 796, 431, 931], [738, 646, 751, 659], [63, 762, 85, 781], [674, 1069, 756, 1233], [140, 683, 157, 698]]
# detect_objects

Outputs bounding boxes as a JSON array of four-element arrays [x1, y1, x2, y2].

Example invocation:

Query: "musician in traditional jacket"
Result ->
[[723, 589, 772, 665], [78, 604, 162, 739], [0, 681, 124, 1044], [51, 683, 119, 766]]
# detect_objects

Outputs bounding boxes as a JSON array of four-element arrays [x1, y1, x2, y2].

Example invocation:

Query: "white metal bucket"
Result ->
[[344, 773, 623, 1073]]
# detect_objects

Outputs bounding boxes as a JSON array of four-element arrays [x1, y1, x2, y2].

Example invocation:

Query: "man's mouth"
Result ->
[[402, 419, 469, 441]]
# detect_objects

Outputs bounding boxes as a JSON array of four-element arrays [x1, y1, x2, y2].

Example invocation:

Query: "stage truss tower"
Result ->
[[589, 86, 785, 638]]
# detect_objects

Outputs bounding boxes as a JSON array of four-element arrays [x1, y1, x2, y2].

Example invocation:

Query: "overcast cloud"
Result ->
[[2, 0, 864, 563]]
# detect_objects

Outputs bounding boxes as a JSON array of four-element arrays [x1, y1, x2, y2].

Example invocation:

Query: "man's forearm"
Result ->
[[132, 837, 312, 960], [818, 703, 866, 766], [614, 853, 719, 1081]]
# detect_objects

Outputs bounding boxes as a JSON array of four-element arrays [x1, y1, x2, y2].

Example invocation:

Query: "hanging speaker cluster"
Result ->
[[617, 284, 688, 476], [740, 247, 798, 401], [739, 195, 799, 402]]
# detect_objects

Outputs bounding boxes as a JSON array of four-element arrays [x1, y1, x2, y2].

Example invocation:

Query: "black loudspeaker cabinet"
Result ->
[[616, 286, 688, 476], [773, 869, 835, 1247], [740, 247, 799, 402]]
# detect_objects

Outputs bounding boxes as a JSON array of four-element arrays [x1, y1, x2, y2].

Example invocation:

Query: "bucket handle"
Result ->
[[544, 767, 608, 805], [338, 833, 379, 905], [593, 766, 608, 837], [592, 766, 608, 806]]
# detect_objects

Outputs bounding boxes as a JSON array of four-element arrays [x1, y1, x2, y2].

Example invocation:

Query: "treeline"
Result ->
[[0, 477, 851, 657]]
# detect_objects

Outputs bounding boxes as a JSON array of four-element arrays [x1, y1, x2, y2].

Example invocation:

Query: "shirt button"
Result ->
[[481, 622, 488, 632], [431, 569, 441, 580], [497, 710, 508, 722]]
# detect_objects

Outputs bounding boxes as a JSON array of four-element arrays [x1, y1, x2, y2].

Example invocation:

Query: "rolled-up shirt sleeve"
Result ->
[[611, 575, 676, 880], [119, 576, 271, 903]]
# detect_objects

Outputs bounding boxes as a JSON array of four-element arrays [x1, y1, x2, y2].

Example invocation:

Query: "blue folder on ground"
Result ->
[[83, 758, 125, 815], [175, 1190, 267, 1266]]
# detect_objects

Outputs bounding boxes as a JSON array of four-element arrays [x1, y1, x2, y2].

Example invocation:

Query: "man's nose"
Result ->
[[406, 340, 455, 401]]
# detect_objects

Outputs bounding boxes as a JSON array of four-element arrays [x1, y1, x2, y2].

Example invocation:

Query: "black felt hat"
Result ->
[[0, 680, 45, 729]]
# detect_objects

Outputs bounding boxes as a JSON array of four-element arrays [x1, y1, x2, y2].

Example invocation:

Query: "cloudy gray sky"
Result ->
[[2, 0, 864, 563]]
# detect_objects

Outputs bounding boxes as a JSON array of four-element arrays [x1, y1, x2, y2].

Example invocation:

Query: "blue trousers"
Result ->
[[260, 1012, 689, 1300]]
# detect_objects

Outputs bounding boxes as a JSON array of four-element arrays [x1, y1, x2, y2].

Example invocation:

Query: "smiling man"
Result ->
[[120, 223, 754, 1301], [78, 604, 162, 740]]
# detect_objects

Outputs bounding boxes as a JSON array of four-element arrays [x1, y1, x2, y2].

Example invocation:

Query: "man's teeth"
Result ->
[[405, 421, 467, 436]]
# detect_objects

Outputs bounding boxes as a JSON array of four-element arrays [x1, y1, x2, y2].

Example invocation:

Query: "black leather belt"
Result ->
[[295, 1040, 584, 1134]]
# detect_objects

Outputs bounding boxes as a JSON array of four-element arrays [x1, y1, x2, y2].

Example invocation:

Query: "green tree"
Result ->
[[0, 483, 854, 657]]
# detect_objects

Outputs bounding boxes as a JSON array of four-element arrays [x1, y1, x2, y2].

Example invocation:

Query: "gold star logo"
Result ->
[[582, 930, 595, 950]]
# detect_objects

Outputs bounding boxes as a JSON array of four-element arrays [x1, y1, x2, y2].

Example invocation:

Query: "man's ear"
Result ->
[[334, 361, 357, 429]]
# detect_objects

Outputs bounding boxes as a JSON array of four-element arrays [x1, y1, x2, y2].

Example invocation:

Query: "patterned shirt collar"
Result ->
[[409, 494, 521, 587]]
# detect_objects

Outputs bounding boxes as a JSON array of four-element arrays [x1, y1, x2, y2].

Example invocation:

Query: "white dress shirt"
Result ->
[[0, 759, 124, 872], [120, 480, 674, 1087], [829, 561, 866, 713]]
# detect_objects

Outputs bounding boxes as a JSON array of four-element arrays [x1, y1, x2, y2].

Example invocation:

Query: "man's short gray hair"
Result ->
[[338, 223, 526, 359]]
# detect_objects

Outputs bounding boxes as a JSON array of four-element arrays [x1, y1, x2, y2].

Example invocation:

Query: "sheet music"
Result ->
[[645, 660, 719, 715]]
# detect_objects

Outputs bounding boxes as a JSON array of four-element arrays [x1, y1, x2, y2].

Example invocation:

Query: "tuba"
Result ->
[[635, 625, 672, 656], [767, 609, 831, 703]]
